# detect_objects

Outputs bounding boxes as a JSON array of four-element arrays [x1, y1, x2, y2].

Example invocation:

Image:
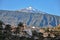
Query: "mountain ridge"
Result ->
[[0, 8, 60, 27]]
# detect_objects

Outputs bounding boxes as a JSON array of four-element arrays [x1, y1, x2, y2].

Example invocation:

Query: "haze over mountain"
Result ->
[[0, 7, 60, 27]]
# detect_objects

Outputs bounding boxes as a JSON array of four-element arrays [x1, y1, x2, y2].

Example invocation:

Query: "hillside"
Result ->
[[0, 7, 60, 27]]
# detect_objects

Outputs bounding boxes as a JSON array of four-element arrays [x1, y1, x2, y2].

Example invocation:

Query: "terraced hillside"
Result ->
[[0, 9, 60, 27]]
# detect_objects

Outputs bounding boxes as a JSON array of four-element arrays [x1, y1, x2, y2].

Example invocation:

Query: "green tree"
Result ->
[[0, 20, 4, 40], [18, 22, 23, 26]]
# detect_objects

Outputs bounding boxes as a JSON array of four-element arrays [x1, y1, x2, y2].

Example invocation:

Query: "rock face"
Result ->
[[0, 7, 60, 27]]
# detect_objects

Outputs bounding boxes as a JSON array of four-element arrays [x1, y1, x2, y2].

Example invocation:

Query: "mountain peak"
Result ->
[[18, 7, 40, 13], [26, 6, 35, 11]]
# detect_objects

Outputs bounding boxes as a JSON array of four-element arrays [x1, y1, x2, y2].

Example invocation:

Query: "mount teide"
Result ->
[[0, 7, 60, 27]]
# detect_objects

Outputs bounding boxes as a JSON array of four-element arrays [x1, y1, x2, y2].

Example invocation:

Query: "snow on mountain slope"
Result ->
[[0, 7, 60, 27]]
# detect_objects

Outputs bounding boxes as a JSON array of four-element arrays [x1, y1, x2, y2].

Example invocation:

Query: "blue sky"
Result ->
[[0, 0, 60, 16]]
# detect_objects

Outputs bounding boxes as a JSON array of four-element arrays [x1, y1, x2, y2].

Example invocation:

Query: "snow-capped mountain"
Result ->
[[18, 7, 41, 13], [0, 7, 60, 27]]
